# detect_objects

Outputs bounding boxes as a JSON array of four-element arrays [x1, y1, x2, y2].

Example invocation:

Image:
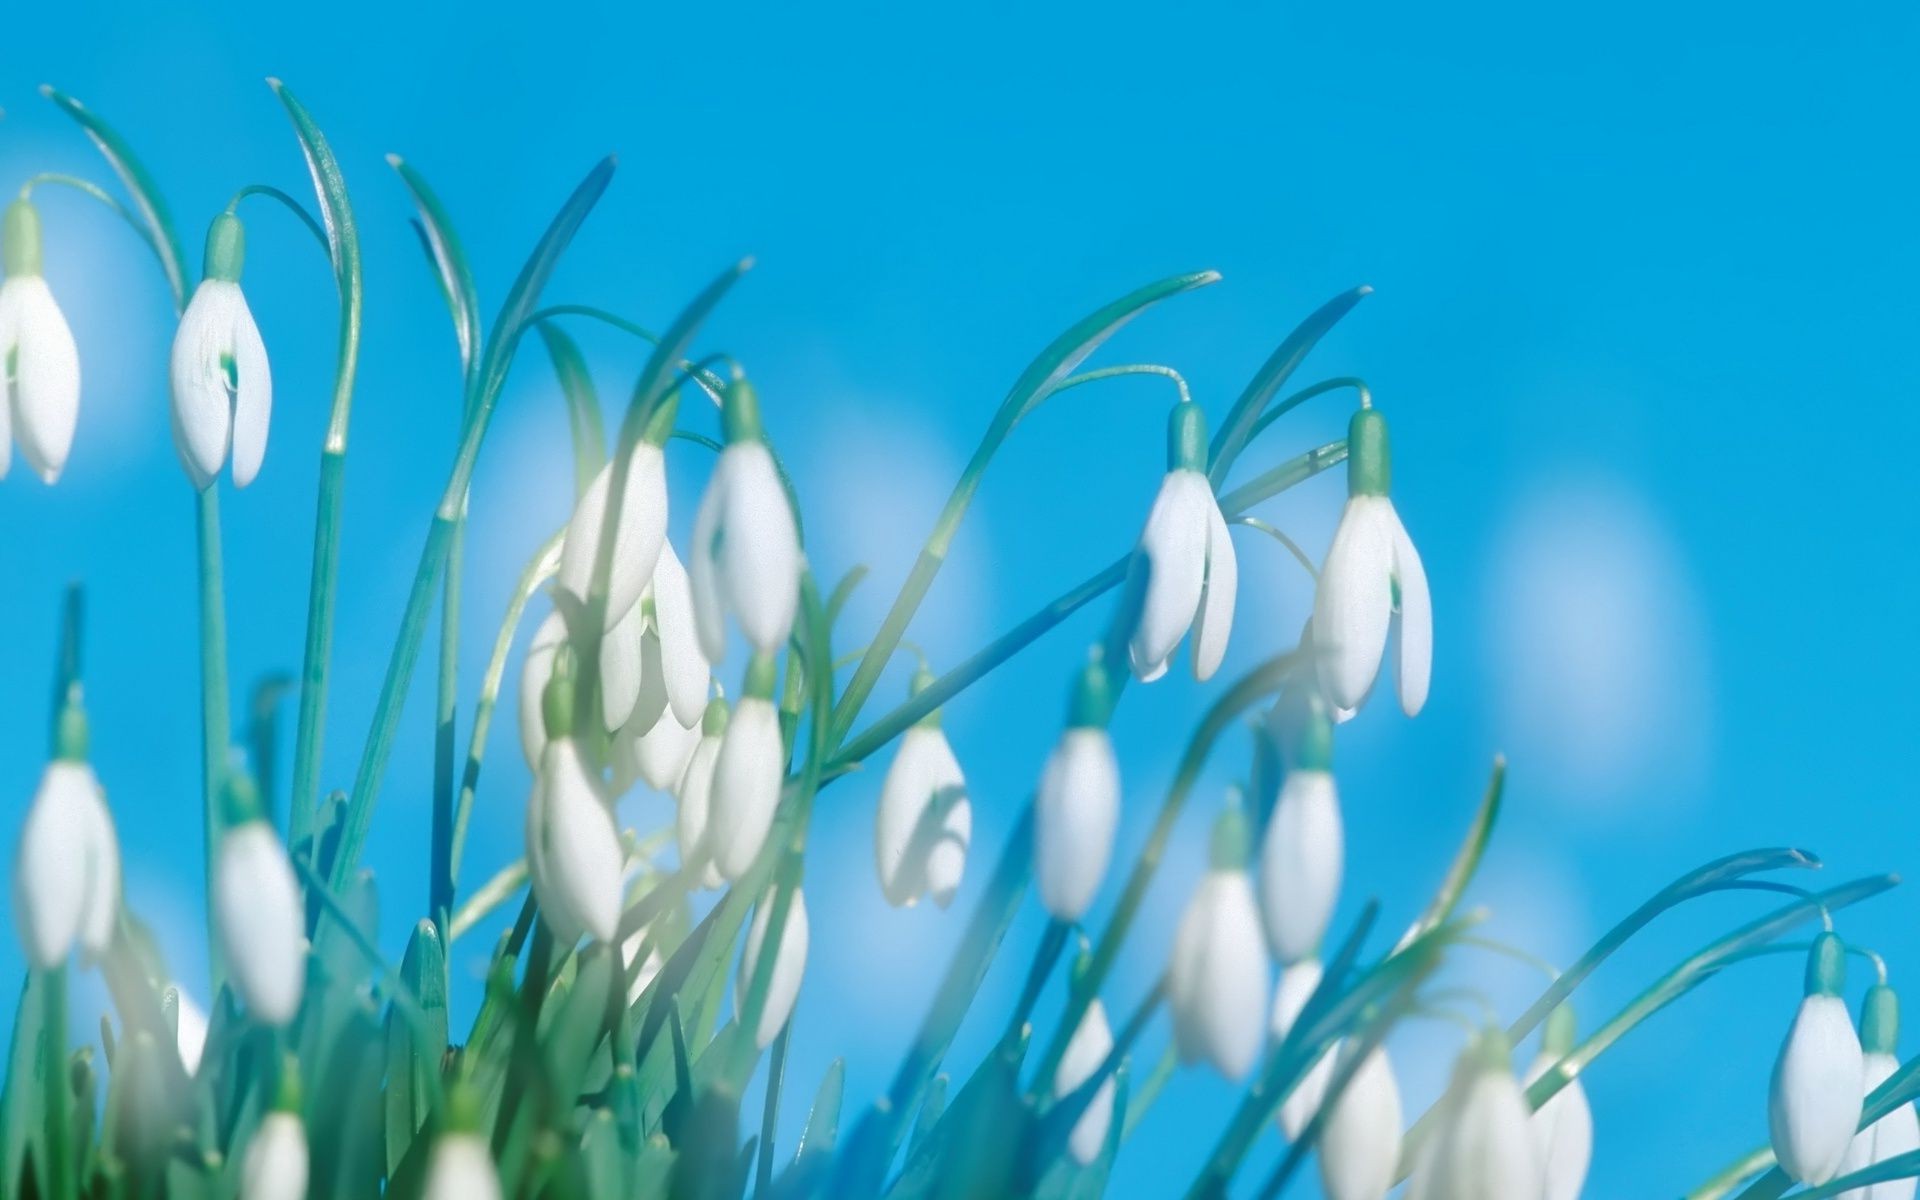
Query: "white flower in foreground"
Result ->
[[215, 768, 307, 1027], [1412, 1029, 1543, 1200], [1034, 659, 1120, 923], [556, 427, 671, 630], [1055, 997, 1117, 1166], [690, 376, 802, 663], [170, 213, 272, 490], [1167, 803, 1270, 1080], [424, 1132, 500, 1200], [241, 1110, 309, 1200], [1128, 401, 1236, 682], [1259, 698, 1342, 964], [736, 885, 809, 1049], [0, 199, 80, 484], [1840, 982, 1920, 1200], [1525, 1005, 1593, 1200], [710, 654, 786, 880], [13, 698, 120, 968], [1772, 933, 1866, 1185], [875, 670, 971, 908], [645, 540, 712, 729], [600, 597, 647, 732], [1319, 1041, 1403, 1200], [1311, 405, 1430, 716], [523, 647, 623, 945], [674, 701, 729, 890], [1271, 958, 1335, 1139], [169, 986, 210, 1076], [614, 697, 701, 795]]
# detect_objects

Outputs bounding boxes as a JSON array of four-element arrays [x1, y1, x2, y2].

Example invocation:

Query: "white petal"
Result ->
[[711, 697, 785, 880], [171, 987, 209, 1075], [12, 762, 96, 968], [1430, 1067, 1543, 1200], [241, 1112, 310, 1200], [1128, 470, 1210, 681], [1167, 871, 1270, 1080], [424, 1134, 501, 1200], [622, 929, 665, 1007], [923, 754, 972, 910], [689, 455, 731, 664], [1840, 1053, 1920, 1200], [557, 446, 668, 629], [526, 739, 623, 945], [737, 886, 809, 1049], [215, 821, 307, 1026], [1, 278, 79, 483], [600, 600, 646, 733], [1271, 959, 1335, 1139], [76, 781, 121, 958], [719, 444, 803, 657], [1772, 995, 1866, 1184], [1259, 770, 1343, 964], [169, 281, 243, 490], [675, 736, 724, 889], [1319, 1044, 1403, 1200], [1312, 498, 1395, 712], [1054, 998, 1117, 1166], [650, 541, 711, 727], [874, 727, 970, 908], [1034, 728, 1120, 922], [226, 290, 272, 488], [1191, 494, 1238, 681], [1388, 503, 1432, 717], [517, 612, 567, 772], [617, 704, 700, 794]]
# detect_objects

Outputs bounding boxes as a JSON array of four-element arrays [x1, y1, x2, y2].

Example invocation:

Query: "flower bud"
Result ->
[[170, 212, 272, 489], [0, 199, 81, 484], [1771, 933, 1866, 1185], [1054, 997, 1117, 1165], [1838, 983, 1920, 1200], [1259, 762, 1343, 965], [710, 657, 785, 880], [674, 701, 729, 890], [1035, 660, 1120, 922], [214, 766, 306, 1026], [1412, 1029, 1543, 1200], [423, 1132, 500, 1200], [737, 885, 809, 1049], [1167, 805, 1270, 1080], [1524, 1006, 1593, 1200], [13, 750, 120, 969], [525, 737, 623, 946], [689, 378, 802, 663], [875, 677, 971, 908], [1318, 1042, 1403, 1200], [240, 1111, 310, 1200], [556, 444, 669, 630], [1270, 958, 1335, 1139], [1128, 404, 1237, 682]]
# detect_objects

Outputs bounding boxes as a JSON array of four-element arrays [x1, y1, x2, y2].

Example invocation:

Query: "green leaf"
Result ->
[[0, 975, 43, 1199], [308, 1014, 385, 1200], [1395, 756, 1505, 950], [38, 86, 189, 308], [544, 944, 617, 1101], [386, 921, 449, 1176], [538, 321, 608, 499], [385, 155, 481, 381], [905, 1072, 941, 1160], [1206, 284, 1371, 487], [581, 1108, 628, 1199]]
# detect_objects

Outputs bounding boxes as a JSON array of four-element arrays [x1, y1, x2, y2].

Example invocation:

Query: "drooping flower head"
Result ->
[[737, 883, 809, 1050], [1840, 982, 1920, 1200], [556, 391, 678, 632], [524, 646, 625, 946], [674, 698, 730, 891], [1271, 957, 1336, 1139], [171, 212, 272, 490], [424, 1086, 502, 1200], [1412, 1027, 1543, 1200], [1034, 656, 1120, 923], [690, 375, 803, 664], [875, 664, 972, 908], [1128, 400, 1237, 682], [12, 688, 120, 969], [0, 198, 81, 484], [710, 652, 786, 881], [1771, 932, 1867, 1185], [1167, 798, 1271, 1081], [1524, 1004, 1594, 1200], [1259, 690, 1343, 965], [241, 1063, 309, 1200], [213, 758, 307, 1026], [1311, 405, 1430, 716], [1054, 993, 1118, 1166], [1319, 1038, 1404, 1200]]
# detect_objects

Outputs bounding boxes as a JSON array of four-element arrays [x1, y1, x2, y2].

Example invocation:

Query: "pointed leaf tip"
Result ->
[[266, 76, 284, 91], [385, 153, 403, 168], [37, 84, 55, 99]]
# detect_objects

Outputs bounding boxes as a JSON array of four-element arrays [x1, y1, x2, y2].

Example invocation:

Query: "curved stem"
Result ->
[[526, 303, 731, 399], [16, 173, 158, 255], [1458, 934, 1561, 981], [225, 184, 332, 262], [1243, 376, 1371, 448], [1228, 517, 1318, 581], [1053, 363, 1192, 406]]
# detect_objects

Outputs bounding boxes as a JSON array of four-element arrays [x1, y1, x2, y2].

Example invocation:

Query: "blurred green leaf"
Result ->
[[386, 921, 449, 1176]]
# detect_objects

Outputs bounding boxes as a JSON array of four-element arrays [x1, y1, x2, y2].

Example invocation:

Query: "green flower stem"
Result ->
[[757, 1023, 792, 1196], [536, 322, 608, 499], [1228, 517, 1318, 581], [1242, 376, 1372, 449], [195, 489, 232, 988], [432, 519, 464, 939], [39, 967, 71, 1200], [1002, 921, 1070, 1044], [1053, 363, 1192, 407], [15, 173, 156, 256], [526, 304, 731, 401], [1206, 286, 1371, 489], [448, 860, 529, 944], [1686, 1147, 1782, 1200], [224, 184, 330, 256], [1122, 1043, 1178, 1140], [48, 585, 82, 754]]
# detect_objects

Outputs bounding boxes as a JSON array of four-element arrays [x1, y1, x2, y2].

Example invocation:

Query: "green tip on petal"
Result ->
[[1864, 983, 1900, 1055], [1066, 655, 1114, 729], [1291, 695, 1335, 773], [1541, 1003, 1576, 1059], [443, 1081, 484, 1135], [542, 645, 577, 742], [1346, 407, 1391, 497], [203, 212, 246, 283], [640, 389, 681, 448], [701, 696, 731, 737], [53, 689, 89, 763], [742, 652, 779, 701], [1806, 932, 1847, 998], [910, 663, 942, 728], [3, 200, 44, 277], [1468, 1026, 1513, 1074], [1167, 401, 1207, 473], [273, 1053, 303, 1113], [220, 755, 265, 827], [1208, 798, 1253, 870], [722, 375, 764, 444]]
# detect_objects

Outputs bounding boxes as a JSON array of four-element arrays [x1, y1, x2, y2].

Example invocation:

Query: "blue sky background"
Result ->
[[3, 2, 1917, 1195]]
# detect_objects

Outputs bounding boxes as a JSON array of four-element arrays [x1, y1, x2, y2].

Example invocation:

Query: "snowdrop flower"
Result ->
[[525, 651, 624, 946], [737, 885, 809, 1049], [1259, 696, 1342, 965], [518, 611, 567, 771], [1772, 933, 1866, 1185], [555, 393, 677, 630], [674, 700, 729, 890], [1127, 401, 1237, 682], [690, 376, 802, 663], [0, 199, 80, 483], [1840, 982, 1920, 1200], [1034, 659, 1120, 923], [1271, 958, 1336, 1139], [1319, 1040, 1404, 1200], [613, 695, 701, 795], [875, 666, 972, 908], [1167, 802, 1270, 1080], [1054, 997, 1117, 1166], [214, 764, 306, 1026], [423, 1092, 501, 1200], [170, 212, 272, 490], [710, 654, 786, 881], [1311, 405, 1430, 716], [168, 986, 210, 1076], [242, 1105, 309, 1200], [1411, 1028, 1543, 1200], [600, 597, 647, 732], [1524, 1005, 1593, 1200], [608, 548, 710, 788], [12, 695, 120, 968]]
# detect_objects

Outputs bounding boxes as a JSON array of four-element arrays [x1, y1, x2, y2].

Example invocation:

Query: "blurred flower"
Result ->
[[169, 986, 209, 1076], [1838, 982, 1916, 1199], [1259, 697, 1341, 964], [1128, 402, 1236, 682], [1410, 1028, 1542, 1200], [614, 698, 701, 795], [424, 1132, 499, 1200], [691, 376, 802, 663], [875, 669, 970, 908], [171, 213, 271, 489], [1319, 1041, 1403, 1200], [645, 541, 710, 729], [674, 700, 729, 890], [215, 768, 306, 1027], [1524, 1006, 1593, 1200], [1772, 933, 1865, 1185], [518, 611, 568, 771], [12, 697, 119, 969], [1054, 997, 1117, 1166], [1270, 957, 1335, 1139], [556, 443, 669, 631], [1167, 803, 1269, 1081], [1312, 406, 1429, 717], [1035, 659, 1120, 923], [0, 199, 80, 484], [241, 1111, 309, 1200], [525, 651, 623, 945], [711, 654, 786, 880], [600, 598, 647, 732], [737, 885, 808, 1050]]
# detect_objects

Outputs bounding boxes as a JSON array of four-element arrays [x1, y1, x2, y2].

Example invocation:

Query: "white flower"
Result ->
[[600, 598, 647, 732], [525, 737, 623, 946], [1167, 807, 1269, 1081], [1128, 403, 1236, 681], [710, 658, 785, 880], [736, 886, 809, 1049], [241, 1111, 309, 1200], [170, 214, 271, 490], [1413, 1030, 1543, 1200], [613, 701, 701, 795], [647, 540, 711, 729], [1319, 1042, 1403, 1200], [216, 818, 306, 1026], [1259, 767, 1343, 965], [1772, 935, 1866, 1185], [518, 611, 568, 771], [674, 705, 728, 890], [169, 986, 210, 1076], [424, 1133, 500, 1200], [1311, 407, 1430, 717], [13, 755, 120, 968], [556, 445, 669, 630], [1035, 661, 1120, 923], [1271, 958, 1335, 1139], [1, 201, 80, 484], [1524, 1006, 1593, 1200], [1840, 984, 1920, 1200], [690, 378, 802, 663], [1054, 997, 1117, 1166], [875, 711, 971, 909]]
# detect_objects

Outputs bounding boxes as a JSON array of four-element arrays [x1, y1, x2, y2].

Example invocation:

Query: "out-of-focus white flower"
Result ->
[[1258, 695, 1342, 964], [215, 768, 307, 1027], [1772, 934, 1866, 1185], [600, 598, 647, 732], [424, 1132, 500, 1200], [614, 698, 701, 795], [526, 738, 624, 947], [710, 654, 785, 881], [170, 213, 271, 490], [556, 441, 669, 631], [737, 885, 808, 1049], [690, 376, 802, 663], [1311, 406, 1430, 717], [1167, 803, 1270, 1081], [1524, 1005, 1593, 1200], [1840, 983, 1920, 1200], [1271, 958, 1335, 1139], [1411, 1029, 1543, 1200], [1319, 1041, 1404, 1200], [875, 670, 970, 908], [13, 700, 120, 968], [1128, 402, 1237, 682], [166, 985, 210, 1076], [1054, 997, 1117, 1166], [0, 199, 80, 484], [241, 1110, 310, 1200], [646, 541, 710, 729], [1035, 660, 1120, 923], [674, 701, 729, 890], [519, 611, 567, 771]]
